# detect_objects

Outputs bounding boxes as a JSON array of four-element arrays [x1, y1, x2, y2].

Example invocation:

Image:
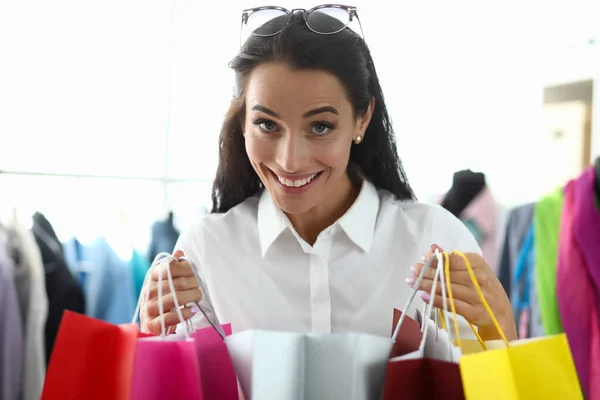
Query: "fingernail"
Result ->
[[422, 254, 426, 262], [420, 292, 431, 302], [405, 276, 415, 286], [190, 305, 200, 314], [410, 265, 415, 273]]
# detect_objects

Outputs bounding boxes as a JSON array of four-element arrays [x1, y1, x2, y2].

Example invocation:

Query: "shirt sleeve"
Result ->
[[427, 204, 485, 340]]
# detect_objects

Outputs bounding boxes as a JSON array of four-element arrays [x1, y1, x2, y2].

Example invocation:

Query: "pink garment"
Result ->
[[557, 180, 592, 396], [459, 187, 499, 274], [573, 167, 600, 399]]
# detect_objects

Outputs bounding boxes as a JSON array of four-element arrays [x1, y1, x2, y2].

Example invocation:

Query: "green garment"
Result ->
[[533, 187, 564, 335]]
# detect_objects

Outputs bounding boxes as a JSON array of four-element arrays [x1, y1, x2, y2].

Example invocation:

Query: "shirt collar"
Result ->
[[257, 180, 380, 257]]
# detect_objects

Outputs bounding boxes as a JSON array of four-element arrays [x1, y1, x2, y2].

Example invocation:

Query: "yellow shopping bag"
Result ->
[[440, 251, 583, 400]]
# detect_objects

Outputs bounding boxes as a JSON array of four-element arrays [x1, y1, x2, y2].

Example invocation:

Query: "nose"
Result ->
[[275, 132, 309, 173]]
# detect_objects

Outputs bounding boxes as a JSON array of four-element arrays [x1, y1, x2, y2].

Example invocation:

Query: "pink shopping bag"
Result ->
[[192, 323, 239, 400], [131, 334, 203, 400]]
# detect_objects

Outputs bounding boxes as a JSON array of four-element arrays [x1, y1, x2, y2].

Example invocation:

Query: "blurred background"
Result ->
[[1, 0, 600, 395], [2, 0, 599, 240]]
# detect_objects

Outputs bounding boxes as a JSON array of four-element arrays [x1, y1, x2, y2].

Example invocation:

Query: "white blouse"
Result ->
[[174, 180, 481, 338]]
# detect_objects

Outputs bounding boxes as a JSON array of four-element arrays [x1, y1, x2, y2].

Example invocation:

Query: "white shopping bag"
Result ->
[[225, 330, 392, 400]]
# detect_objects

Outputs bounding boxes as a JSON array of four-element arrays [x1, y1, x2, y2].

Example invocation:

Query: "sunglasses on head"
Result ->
[[240, 4, 364, 45]]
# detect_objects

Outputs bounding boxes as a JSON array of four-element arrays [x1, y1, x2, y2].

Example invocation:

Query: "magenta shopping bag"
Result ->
[[131, 335, 203, 400], [192, 323, 239, 400]]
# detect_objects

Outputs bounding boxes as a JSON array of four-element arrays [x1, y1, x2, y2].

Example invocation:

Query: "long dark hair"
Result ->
[[211, 13, 415, 213]]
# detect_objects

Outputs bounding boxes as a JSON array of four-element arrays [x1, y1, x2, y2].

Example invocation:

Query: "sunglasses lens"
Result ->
[[306, 7, 350, 34], [246, 9, 289, 36]]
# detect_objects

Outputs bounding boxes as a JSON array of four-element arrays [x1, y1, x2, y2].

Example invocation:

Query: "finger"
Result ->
[[417, 277, 479, 305], [410, 251, 443, 281], [173, 249, 185, 259], [146, 289, 203, 318], [147, 307, 195, 335], [446, 252, 484, 271], [419, 292, 477, 318], [147, 276, 201, 298], [151, 260, 196, 280], [430, 243, 444, 253]]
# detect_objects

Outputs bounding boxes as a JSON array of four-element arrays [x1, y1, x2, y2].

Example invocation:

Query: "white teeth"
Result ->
[[277, 173, 318, 188]]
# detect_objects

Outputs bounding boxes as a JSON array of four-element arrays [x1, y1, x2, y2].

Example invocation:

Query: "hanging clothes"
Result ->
[[457, 186, 500, 275], [556, 179, 596, 398], [31, 212, 85, 365], [64, 237, 136, 325], [130, 249, 150, 300], [497, 203, 536, 295], [440, 171, 500, 274], [440, 170, 487, 217], [512, 224, 534, 339], [12, 222, 48, 400], [147, 212, 180, 262], [0, 235, 24, 400], [533, 187, 564, 335], [570, 167, 600, 399], [3, 226, 31, 338]]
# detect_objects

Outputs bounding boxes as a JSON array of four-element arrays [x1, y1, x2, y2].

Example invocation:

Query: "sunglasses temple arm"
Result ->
[[239, 15, 245, 48], [354, 13, 365, 41]]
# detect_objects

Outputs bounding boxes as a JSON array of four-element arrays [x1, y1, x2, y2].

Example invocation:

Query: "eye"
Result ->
[[312, 122, 333, 136], [256, 120, 277, 132], [255, 119, 278, 133]]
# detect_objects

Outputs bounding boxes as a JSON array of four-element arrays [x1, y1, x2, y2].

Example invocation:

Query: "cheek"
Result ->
[[245, 134, 272, 165], [312, 140, 352, 171]]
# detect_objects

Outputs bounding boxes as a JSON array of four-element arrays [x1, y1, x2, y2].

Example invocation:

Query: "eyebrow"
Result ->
[[250, 105, 339, 119]]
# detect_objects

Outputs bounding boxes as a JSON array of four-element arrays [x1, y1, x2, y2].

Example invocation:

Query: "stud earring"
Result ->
[[353, 135, 363, 144]]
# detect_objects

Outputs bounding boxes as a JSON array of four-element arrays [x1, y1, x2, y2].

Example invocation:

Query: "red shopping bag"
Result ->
[[390, 308, 423, 358], [384, 358, 464, 399], [384, 250, 465, 399], [192, 323, 239, 400], [41, 311, 138, 400]]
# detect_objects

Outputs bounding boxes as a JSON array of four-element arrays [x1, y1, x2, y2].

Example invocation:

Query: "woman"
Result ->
[[141, 6, 517, 342]]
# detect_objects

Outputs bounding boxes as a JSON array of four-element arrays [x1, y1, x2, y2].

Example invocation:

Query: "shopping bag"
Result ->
[[442, 251, 584, 399], [41, 310, 139, 400], [384, 250, 465, 400], [226, 329, 392, 400], [130, 252, 239, 400], [191, 323, 239, 400], [390, 308, 423, 357], [131, 334, 203, 399]]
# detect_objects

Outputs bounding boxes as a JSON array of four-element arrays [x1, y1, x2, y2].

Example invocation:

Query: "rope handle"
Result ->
[[442, 251, 510, 350]]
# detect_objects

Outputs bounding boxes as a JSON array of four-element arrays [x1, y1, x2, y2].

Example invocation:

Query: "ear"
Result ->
[[357, 97, 376, 137]]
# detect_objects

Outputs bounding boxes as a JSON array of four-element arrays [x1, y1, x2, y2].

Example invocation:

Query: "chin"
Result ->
[[271, 194, 317, 215]]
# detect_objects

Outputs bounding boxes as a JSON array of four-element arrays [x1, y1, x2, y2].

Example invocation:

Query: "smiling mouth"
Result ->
[[268, 169, 323, 189]]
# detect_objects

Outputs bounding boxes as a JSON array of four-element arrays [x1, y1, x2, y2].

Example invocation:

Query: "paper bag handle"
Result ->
[[443, 251, 510, 349], [392, 253, 436, 341], [132, 253, 191, 337], [177, 255, 227, 339]]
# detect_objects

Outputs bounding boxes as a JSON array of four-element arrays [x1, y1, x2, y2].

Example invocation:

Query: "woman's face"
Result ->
[[243, 62, 372, 216]]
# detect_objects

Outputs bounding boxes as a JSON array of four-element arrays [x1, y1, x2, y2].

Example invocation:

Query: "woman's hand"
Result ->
[[141, 250, 202, 335], [407, 245, 517, 342]]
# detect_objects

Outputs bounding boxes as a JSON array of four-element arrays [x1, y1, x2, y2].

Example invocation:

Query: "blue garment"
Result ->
[[512, 224, 534, 314], [63, 238, 136, 325], [131, 250, 150, 300]]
